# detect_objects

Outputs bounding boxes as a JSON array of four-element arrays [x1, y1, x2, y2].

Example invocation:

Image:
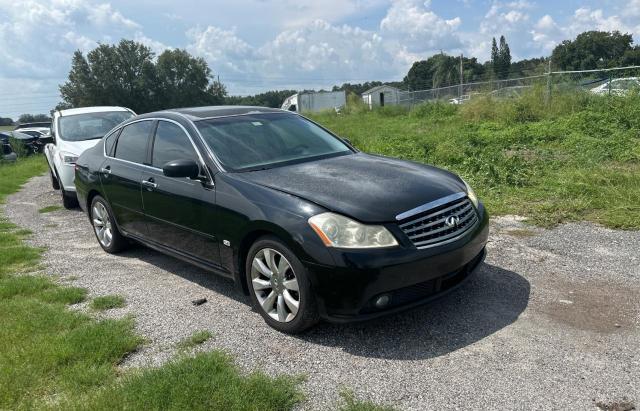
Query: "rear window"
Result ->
[[114, 121, 152, 164]]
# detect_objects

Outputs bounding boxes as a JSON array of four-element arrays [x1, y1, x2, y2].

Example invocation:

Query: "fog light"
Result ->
[[374, 294, 391, 308]]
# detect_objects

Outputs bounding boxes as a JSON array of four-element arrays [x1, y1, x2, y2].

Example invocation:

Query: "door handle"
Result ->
[[100, 166, 111, 175], [142, 178, 158, 189]]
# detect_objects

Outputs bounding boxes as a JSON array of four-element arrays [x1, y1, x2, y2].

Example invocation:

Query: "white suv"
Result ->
[[45, 106, 135, 208]]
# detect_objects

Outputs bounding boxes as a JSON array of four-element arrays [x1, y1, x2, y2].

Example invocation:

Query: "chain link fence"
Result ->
[[397, 66, 640, 107]]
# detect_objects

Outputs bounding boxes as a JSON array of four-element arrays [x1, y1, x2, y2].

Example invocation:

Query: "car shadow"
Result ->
[[113, 246, 530, 361], [297, 263, 530, 360], [115, 243, 246, 303]]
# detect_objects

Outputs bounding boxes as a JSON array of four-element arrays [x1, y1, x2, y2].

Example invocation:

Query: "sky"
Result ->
[[1, 0, 639, 119]]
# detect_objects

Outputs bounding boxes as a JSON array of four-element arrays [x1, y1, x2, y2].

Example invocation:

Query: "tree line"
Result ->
[[389, 30, 640, 92], [5, 29, 639, 121]]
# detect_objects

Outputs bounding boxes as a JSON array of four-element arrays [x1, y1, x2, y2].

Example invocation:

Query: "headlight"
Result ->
[[308, 212, 398, 248], [463, 179, 479, 208], [59, 151, 79, 165]]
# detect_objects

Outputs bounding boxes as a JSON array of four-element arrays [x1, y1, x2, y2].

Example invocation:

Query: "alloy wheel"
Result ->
[[92, 202, 113, 248], [251, 248, 300, 322]]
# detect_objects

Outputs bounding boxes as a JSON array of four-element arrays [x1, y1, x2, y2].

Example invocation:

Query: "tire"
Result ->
[[90, 195, 128, 253], [245, 236, 319, 333], [50, 169, 60, 190]]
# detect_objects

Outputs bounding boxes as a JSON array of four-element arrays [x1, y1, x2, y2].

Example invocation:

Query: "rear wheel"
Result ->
[[90, 195, 127, 253], [246, 236, 319, 333]]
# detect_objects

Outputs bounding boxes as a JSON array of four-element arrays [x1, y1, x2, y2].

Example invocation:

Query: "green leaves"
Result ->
[[59, 40, 227, 114]]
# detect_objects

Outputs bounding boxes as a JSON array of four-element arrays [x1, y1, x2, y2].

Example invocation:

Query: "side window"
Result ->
[[151, 121, 197, 168], [104, 129, 121, 157], [114, 121, 152, 164]]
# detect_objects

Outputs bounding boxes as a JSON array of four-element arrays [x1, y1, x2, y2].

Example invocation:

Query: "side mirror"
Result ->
[[162, 159, 200, 179]]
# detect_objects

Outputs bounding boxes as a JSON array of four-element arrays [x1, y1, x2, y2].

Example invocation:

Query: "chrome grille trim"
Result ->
[[395, 192, 467, 221], [397, 195, 478, 249]]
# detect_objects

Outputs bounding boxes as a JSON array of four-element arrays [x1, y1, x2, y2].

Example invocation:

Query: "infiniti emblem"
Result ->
[[445, 215, 460, 227]]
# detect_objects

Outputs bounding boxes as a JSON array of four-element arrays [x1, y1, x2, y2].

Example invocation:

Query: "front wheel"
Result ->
[[246, 236, 319, 333], [90, 195, 128, 253]]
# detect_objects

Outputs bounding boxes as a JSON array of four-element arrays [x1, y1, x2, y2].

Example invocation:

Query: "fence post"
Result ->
[[459, 54, 464, 99], [546, 58, 552, 105]]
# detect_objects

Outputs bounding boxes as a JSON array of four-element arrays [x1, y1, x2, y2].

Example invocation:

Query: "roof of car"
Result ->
[[57, 106, 134, 116], [146, 106, 286, 121]]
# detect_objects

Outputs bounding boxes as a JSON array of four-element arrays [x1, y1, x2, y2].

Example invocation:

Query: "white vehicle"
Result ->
[[591, 77, 640, 96], [281, 90, 346, 113], [45, 106, 135, 208], [449, 95, 471, 105]]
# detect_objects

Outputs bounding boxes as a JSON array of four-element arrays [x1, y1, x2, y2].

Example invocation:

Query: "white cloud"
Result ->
[[87, 3, 139, 29], [569, 7, 634, 36], [530, 15, 562, 55], [380, 0, 463, 53], [187, 20, 402, 93], [0, 0, 160, 118]]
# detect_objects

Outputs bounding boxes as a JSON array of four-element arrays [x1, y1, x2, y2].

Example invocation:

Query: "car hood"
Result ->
[[232, 152, 466, 222]]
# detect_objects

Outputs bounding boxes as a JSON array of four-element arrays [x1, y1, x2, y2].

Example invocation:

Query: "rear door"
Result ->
[[141, 120, 221, 265], [100, 120, 154, 238]]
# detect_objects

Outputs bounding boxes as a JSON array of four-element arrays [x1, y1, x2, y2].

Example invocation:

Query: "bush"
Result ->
[[410, 101, 458, 119]]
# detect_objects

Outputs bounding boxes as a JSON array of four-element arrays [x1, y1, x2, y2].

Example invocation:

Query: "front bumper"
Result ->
[[304, 204, 489, 322]]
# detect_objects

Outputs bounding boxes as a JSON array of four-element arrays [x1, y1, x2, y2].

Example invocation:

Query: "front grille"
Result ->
[[398, 195, 478, 249]]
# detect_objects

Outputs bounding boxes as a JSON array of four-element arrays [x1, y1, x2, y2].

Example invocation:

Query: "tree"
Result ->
[[551, 31, 635, 70], [0, 117, 13, 126], [59, 40, 226, 113], [490, 36, 511, 79], [491, 38, 499, 76], [225, 89, 297, 107], [155, 49, 222, 108], [403, 54, 485, 91], [17, 114, 51, 124], [498, 36, 512, 79]]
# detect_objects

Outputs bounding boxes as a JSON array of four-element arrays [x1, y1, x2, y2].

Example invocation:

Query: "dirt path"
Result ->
[[5, 174, 639, 410]]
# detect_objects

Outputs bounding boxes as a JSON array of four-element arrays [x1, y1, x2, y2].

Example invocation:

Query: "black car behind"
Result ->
[[75, 106, 489, 333]]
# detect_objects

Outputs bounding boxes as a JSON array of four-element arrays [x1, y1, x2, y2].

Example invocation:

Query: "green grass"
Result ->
[[178, 330, 214, 350], [0, 125, 12, 132], [339, 390, 397, 411], [311, 89, 640, 229], [0, 158, 305, 410], [38, 205, 62, 213], [90, 294, 126, 310], [66, 352, 303, 410]]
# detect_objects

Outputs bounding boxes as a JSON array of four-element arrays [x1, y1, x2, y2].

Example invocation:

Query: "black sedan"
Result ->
[[75, 106, 489, 333]]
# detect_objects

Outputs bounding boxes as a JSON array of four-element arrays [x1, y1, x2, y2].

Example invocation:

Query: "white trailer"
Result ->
[[281, 90, 346, 113]]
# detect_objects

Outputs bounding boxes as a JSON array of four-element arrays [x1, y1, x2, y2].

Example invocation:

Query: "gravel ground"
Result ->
[[4, 174, 639, 410]]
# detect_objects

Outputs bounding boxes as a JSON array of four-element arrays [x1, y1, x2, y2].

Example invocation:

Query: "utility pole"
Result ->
[[459, 54, 464, 99]]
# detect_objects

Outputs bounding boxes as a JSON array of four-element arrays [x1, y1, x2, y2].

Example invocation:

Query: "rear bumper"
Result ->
[[305, 204, 489, 322]]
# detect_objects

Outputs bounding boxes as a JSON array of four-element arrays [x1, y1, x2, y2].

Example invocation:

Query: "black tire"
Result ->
[[90, 195, 128, 253], [50, 169, 60, 190], [245, 236, 319, 333]]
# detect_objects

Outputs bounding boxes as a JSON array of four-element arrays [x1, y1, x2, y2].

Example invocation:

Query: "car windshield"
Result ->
[[195, 113, 352, 171], [59, 111, 134, 141]]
